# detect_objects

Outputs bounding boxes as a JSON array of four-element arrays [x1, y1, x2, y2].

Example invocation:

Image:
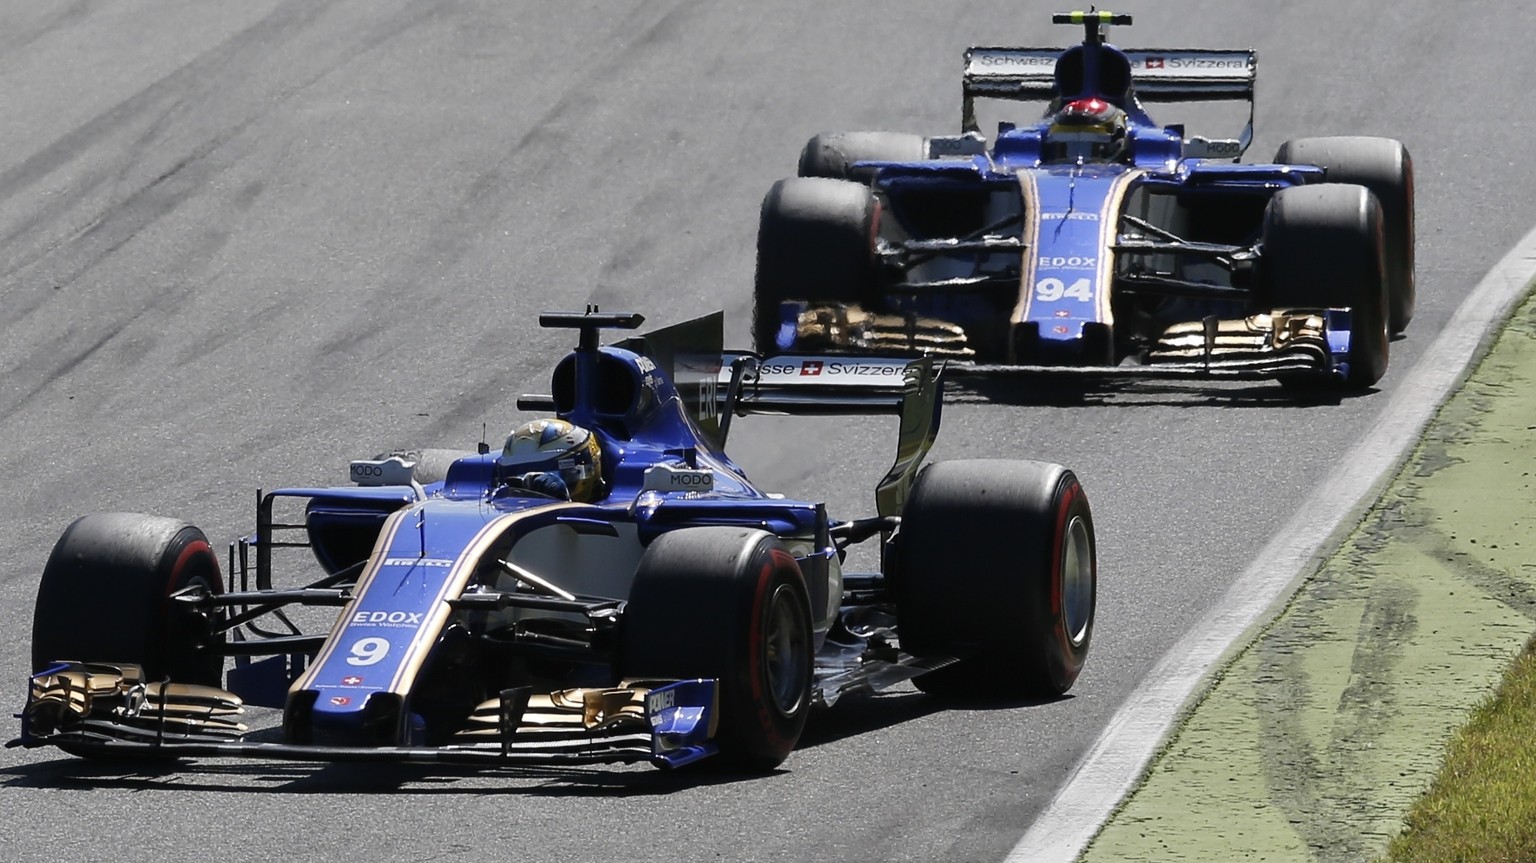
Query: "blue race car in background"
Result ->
[[755, 10, 1414, 390], [17, 309, 1096, 773]]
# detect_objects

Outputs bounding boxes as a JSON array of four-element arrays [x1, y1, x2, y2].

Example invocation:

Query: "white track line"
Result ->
[[1008, 226, 1536, 863]]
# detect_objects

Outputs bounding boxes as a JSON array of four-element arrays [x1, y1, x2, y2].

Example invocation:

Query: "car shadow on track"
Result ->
[[944, 377, 1369, 409], [796, 689, 943, 750], [0, 755, 749, 796], [798, 687, 1075, 750]]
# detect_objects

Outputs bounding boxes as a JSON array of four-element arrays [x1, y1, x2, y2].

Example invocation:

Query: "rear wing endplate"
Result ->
[[718, 354, 944, 519], [615, 311, 724, 442], [962, 47, 1256, 152]]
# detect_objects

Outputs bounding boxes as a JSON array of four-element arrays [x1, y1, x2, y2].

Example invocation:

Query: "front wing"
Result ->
[[775, 302, 1356, 383], [10, 662, 719, 769]]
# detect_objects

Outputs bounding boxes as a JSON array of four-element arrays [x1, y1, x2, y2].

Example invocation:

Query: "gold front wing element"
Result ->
[[27, 662, 247, 741], [1150, 311, 1331, 364], [790, 304, 975, 358], [455, 684, 652, 739]]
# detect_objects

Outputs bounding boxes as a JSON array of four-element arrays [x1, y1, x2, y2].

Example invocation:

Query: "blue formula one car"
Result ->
[[15, 310, 1096, 773], [755, 10, 1414, 391]]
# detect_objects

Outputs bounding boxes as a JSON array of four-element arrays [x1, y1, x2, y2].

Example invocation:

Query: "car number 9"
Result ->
[[345, 637, 390, 666]]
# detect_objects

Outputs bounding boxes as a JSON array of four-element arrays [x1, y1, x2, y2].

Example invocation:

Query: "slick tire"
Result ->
[[753, 177, 879, 353], [894, 460, 1096, 698], [370, 447, 474, 485], [1274, 136, 1415, 335], [32, 513, 226, 687], [621, 526, 814, 772], [1262, 183, 1391, 391], [798, 131, 928, 181]]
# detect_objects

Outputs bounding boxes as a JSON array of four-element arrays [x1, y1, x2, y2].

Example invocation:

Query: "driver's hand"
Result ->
[[524, 472, 571, 500]]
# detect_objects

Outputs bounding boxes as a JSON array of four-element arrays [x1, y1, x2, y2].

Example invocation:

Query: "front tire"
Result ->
[[895, 460, 1096, 697], [753, 177, 880, 353], [798, 131, 928, 181], [1274, 136, 1415, 335], [621, 526, 814, 771], [370, 447, 473, 485], [1262, 183, 1391, 391], [32, 513, 226, 686]]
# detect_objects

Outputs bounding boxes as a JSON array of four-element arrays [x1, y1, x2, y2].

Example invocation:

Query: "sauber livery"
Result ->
[[755, 10, 1415, 392]]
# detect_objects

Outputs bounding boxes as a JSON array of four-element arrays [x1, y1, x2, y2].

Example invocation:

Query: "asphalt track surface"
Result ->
[[1, 3, 1534, 862]]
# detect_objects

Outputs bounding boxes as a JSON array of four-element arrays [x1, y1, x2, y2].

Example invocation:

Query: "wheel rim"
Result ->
[[1061, 515, 1094, 647], [763, 583, 810, 717]]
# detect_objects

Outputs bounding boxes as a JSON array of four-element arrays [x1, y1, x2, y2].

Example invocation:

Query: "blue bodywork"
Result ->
[[275, 335, 822, 752]]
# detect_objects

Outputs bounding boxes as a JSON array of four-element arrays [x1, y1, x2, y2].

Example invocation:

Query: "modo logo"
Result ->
[[667, 473, 712, 486]]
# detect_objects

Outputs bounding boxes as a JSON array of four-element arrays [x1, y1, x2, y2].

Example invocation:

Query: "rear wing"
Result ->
[[718, 354, 945, 520], [962, 46, 1256, 154], [720, 355, 935, 416]]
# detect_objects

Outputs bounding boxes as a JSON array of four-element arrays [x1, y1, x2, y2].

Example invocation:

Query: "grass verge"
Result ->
[[1381, 638, 1536, 862]]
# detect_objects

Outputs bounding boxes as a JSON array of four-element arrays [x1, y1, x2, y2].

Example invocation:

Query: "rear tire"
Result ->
[[798, 131, 928, 181], [894, 460, 1096, 698], [32, 513, 225, 686], [1274, 136, 1415, 334], [621, 526, 813, 772], [753, 177, 879, 353], [1262, 183, 1391, 390]]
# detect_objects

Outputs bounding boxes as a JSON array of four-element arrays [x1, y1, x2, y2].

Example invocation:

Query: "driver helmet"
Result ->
[[1042, 97, 1128, 163], [498, 418, 604, 502]]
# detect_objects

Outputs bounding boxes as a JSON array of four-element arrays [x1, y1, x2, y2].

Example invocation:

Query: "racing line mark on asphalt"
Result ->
[[1008, 226, 1536, 863]]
